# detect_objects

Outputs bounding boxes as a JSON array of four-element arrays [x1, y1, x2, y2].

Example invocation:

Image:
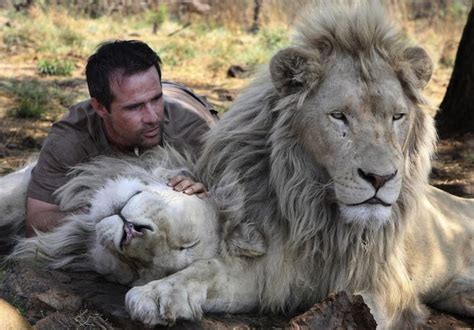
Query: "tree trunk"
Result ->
[[435, 6, 474, 139]]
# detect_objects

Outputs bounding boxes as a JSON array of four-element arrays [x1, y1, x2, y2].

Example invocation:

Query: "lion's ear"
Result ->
[[226, 222, 266, 258], [270, 47, 321, 95], [401, 46, 433, 89]]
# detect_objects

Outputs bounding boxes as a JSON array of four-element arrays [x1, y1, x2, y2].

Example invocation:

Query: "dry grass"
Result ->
[[0, 1, 469, 106], [0, 1, 470, 175]]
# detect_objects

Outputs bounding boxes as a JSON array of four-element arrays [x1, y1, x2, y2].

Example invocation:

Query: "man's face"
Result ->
[[96, 66, 164, 150]]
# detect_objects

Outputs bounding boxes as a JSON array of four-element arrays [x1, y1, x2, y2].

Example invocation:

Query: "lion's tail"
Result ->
[[0, 162, 35, 255]]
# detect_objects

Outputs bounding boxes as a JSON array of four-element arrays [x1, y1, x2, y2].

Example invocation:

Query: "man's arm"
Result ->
[[25, 197, 67, 237]]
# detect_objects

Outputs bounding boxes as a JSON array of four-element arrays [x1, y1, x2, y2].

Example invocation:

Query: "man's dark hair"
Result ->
[[86, 40, 162, 110]]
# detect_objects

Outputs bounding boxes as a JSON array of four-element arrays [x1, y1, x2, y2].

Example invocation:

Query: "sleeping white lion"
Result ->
[[5, 149, 221, 287], [2, 148, 265, 325]]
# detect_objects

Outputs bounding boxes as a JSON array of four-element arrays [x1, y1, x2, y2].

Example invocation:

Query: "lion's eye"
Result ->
[[393, 113, 405, 121], [330, 111, 347, 121], [179, 240, 200, 250]]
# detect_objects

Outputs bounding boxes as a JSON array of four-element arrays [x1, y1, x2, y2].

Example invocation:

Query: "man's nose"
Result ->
[[142, 103, 159, 123]]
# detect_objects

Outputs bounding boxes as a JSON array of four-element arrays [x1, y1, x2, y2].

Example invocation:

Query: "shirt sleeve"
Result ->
[[163, 103, 212, 161], [27, 133, 88, 204]]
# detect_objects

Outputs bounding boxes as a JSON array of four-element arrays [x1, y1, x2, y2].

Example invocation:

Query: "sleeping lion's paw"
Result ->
[[126, 285, 165, 326], [125, 278, 206, 326]]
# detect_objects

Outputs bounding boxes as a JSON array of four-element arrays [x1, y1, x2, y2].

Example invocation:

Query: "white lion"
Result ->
[[2, 148, 266, 325], [121, 2, 474, 329], [2, 149, 220, 298]]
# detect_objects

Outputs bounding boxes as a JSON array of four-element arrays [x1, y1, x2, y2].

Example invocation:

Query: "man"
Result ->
[[25, 40, 218, 237]]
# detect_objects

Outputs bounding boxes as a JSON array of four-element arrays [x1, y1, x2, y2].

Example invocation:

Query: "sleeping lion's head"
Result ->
[[9, 168, 219, 286], [269, 2, 436, 226], [87, 177, 219, 285]]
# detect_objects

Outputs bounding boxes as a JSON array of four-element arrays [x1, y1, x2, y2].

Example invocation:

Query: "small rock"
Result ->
[[33, 312, 76, 329], [6, 143, 18, 149], [32, 289, 83, 313], [214, 88, 236, 102], [227, 65, 251, 78], [288, 291, 377, 329], [21, 136, 39, 149]]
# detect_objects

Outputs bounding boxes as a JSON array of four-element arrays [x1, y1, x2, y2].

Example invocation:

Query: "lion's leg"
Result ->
[[125, 258, 259, 326], [362, 292, 428, 330], [430, 273, 474, 317]]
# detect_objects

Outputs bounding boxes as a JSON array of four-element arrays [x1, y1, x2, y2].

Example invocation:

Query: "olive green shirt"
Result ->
[[27, 81, 217, 204]]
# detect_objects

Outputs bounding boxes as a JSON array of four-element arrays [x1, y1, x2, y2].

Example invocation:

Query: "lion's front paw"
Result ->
[[125, 279, 206, 326], [126, 286, 166, 326]]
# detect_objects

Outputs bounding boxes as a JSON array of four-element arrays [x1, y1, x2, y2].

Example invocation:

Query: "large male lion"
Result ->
[[122, 2, 474, 329]]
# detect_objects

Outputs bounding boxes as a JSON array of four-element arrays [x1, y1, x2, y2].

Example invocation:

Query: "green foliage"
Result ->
[[5, 80, 49, 118], [464, 153, 474, 164], [228, 28, 288, 69], [448, 0, 470, 20], [158, 41, 197, 66], [37, 59, 75, 76], [439, 56, 455, 68], [0, 80, 75, 119], [146, 4, 168, 28], [260, 27, 287, 49], [2, 27, 33, 49], [59, 27, 84, 47]]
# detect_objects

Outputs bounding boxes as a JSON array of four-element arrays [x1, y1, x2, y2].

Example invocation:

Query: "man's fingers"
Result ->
[[173, 179, 194, 192], [184, 182, 206, 195], [197, 191, 210, 199], [168, 176, 209, 196], [168, 175, 185, 187]]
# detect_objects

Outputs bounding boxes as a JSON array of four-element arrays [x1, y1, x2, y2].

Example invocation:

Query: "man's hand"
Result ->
[[168, 175, 209, 199]]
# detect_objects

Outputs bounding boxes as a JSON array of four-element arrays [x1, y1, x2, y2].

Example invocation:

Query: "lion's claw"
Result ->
[[125, 279, 205, 326]]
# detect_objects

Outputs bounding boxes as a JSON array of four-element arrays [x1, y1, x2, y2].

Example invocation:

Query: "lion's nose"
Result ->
[[357, 169, 397, 190]]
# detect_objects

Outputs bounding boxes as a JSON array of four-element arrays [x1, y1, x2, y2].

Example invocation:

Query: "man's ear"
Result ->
[[91, 98, 109, 119]]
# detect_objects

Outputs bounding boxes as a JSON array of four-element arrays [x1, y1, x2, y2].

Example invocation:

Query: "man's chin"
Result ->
[[138, 133, 161, 149], [339, 203, 392, 227]]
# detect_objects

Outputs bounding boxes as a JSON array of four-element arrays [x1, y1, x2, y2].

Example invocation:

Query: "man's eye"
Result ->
[[125, 105, 140, 111], [393, 113, 406, 121]]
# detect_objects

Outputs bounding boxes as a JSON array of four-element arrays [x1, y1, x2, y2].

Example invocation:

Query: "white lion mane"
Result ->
[[196, 1, 459, 328]]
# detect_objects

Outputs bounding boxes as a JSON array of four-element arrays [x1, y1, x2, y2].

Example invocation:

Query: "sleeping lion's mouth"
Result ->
[[347, 197, 392, 207], [120, 221, 153, 249], [115, 191, 153, 250]]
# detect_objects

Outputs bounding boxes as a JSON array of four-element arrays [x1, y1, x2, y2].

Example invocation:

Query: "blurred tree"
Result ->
[[4, 0, 34, 11], [249, 0, 263, 34], [436, 6, 474, 138]]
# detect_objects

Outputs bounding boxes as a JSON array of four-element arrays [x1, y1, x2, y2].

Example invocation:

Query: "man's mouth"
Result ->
[[347, 197, 392, 207], [143, 126, 160, 138]]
